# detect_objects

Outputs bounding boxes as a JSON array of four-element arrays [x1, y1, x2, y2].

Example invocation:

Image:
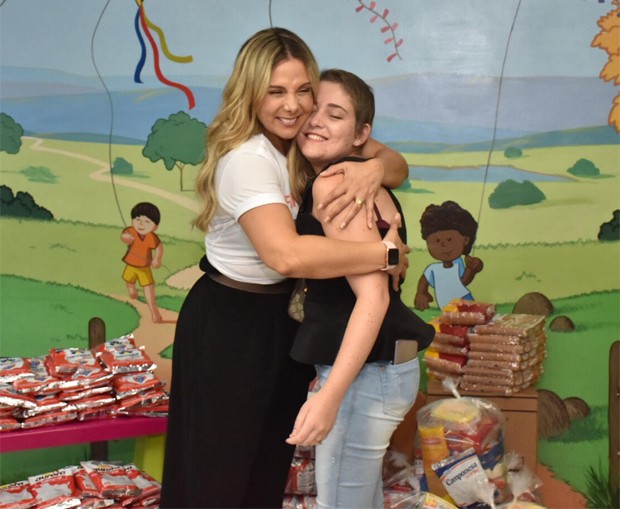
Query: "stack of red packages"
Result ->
[[461, 314, 546, 395], [93, 335, 168, 418], [283, 445, 317, 509], [0, 333, 167, 432], [0, 462, 161, 509], [423, 299, 497, 383]]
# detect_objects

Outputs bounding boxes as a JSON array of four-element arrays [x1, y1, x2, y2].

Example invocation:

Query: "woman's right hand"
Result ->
[[383, 213, 410, 290]]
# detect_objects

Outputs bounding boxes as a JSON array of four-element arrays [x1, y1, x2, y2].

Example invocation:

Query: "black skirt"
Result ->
[[160, 273, 315, 508]]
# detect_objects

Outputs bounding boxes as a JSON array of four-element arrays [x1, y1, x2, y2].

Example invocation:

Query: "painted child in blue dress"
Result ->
[[414, 200, 484, 311]]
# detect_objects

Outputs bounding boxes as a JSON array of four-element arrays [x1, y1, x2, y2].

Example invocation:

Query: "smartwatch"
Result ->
[[381, 240, 399, 271]]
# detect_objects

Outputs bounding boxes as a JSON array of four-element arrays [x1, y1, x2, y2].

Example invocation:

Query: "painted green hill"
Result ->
[[389, 125, 620, 154]]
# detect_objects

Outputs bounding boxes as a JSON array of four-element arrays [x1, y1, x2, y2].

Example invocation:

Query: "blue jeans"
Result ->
[[314, 358, 420, 509]]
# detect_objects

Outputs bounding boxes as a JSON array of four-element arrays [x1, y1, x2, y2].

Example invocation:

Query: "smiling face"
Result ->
[[426, 229, 469, 264], [132, 215, 157, 237], [257, 58, 314, 155], [297, 80, 369, 172]]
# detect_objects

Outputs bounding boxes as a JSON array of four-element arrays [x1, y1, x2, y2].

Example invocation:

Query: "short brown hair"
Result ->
[[319, 68, 375, 135]]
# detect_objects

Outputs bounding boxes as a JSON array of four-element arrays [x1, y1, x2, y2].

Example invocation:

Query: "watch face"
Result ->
[[387, 248, 399, 266]]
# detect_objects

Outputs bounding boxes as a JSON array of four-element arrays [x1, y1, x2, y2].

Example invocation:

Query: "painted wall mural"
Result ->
[[1, 0, 618, 503]]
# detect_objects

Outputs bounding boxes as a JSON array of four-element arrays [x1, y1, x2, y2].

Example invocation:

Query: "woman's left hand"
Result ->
[[316, 158, 384, 229]]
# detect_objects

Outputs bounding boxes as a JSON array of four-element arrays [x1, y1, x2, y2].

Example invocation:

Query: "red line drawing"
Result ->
[[354, 1, 404, 62]]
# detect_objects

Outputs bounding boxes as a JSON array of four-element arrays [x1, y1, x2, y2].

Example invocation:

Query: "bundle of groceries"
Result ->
[[409, 382, 545, 508], [0, 333, 168, 432], [423, 299, 546, 395], [0, 462, 161, 509]]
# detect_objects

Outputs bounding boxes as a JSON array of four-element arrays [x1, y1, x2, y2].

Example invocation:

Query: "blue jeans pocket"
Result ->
[[381, 358, 420, 417]]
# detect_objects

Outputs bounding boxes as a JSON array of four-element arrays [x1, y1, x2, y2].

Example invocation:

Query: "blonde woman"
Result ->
[[161, 28, 409, 508]]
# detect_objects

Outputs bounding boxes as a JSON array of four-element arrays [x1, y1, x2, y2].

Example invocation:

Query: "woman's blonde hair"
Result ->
[[193, 27, 319, 231]]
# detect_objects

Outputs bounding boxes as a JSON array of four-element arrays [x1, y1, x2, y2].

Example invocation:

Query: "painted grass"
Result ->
[[0, 218, 204, 299], [2, 218, 618, 310], [0, 274, 140, 357], [399, 144, 620, 247]]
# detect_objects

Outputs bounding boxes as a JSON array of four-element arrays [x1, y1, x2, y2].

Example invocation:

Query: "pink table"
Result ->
[[0, 417, 168, 453]]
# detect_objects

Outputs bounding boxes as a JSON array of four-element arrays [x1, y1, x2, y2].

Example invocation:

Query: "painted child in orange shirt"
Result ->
[[121, 202, 163, 323]]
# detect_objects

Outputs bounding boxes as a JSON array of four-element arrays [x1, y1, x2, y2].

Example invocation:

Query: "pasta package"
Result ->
[[471, 314, 545, 338]]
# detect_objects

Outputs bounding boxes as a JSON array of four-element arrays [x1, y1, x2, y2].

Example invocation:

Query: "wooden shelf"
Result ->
[[0, 416, 167, 453]]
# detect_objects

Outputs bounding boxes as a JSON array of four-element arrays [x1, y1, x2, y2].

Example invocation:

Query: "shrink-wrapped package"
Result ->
[[416, 385, 507, 505]]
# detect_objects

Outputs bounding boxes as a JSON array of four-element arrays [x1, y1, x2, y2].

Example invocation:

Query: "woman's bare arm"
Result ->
[[316, 137, 408, 228], [238, 200, 408, 280], [286, 175, 390, 446]]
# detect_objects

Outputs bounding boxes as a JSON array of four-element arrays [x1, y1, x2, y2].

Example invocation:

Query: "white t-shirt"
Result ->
[[205, 134, 299, 284]]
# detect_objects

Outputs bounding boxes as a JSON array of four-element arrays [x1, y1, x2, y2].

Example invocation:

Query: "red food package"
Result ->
[[21, 409, 77, 429], [440, 299, 496, 326], [0, 357, 32, 383], [0, 405, 16, 418], [0, 417, 21, 433], [293, 445, 316, 460], [55, 367, 113, 392], [0, 384, 38, 410], [0, 480, 36, 509], [98, 347, 156, 375], [285, 457, 316, 496], [59, 384, 113, 402], [78, 498, 116, 509], [437, 322, 470, 340], [12, 357, 61, 394], [123, 400, 169, 418], [112, 372, 163, 399], [282, 494, 318, 509], [444, 412, 501, 455], [63, 394, 117, 413], [118, 464, 160, 506], [74, 467, 101, 498], [48, 348, 102, 376], [16, 393, 66, 418], [80, 461, 141, 499], [78, 403, 119, 421], [92, 334, 138, 356], [28, 467, 80, 509], [116, 389, 167, 414]]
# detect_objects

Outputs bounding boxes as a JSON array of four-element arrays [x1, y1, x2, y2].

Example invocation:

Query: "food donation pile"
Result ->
[[423, 299, 547, 395], [379, 385, 546, 509], [0, 334, 168, 432], [0, 462, 161, 509]]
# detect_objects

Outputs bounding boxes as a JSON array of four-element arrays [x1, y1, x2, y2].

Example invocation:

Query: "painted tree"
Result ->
[[143, 111, 207, 191], [591, 1, 620, 131], [0, 113, 24, 154]]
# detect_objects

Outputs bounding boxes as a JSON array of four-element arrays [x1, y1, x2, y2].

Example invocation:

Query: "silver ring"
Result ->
[[354, 198, 364, 206]]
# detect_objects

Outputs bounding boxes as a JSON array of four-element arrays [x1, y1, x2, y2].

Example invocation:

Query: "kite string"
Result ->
[[91, 0, 127, 228], [473, 0, 523, 255]]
